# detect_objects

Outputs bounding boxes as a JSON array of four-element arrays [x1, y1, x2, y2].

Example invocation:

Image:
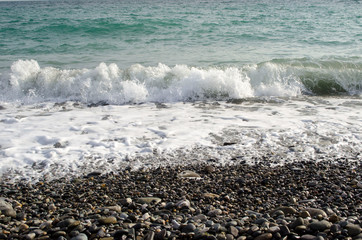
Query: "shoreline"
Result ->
[[0, 160, 361, 239]]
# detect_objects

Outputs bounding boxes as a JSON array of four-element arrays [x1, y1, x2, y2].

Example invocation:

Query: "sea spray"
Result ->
[[1, 58, 361, 104]]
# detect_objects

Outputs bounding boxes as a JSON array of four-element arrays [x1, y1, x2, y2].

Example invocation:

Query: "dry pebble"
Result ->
[[0, 160, 361, 240]]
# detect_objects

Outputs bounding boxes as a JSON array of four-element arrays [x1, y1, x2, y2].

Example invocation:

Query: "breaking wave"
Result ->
[[0, 57, 361, 104]]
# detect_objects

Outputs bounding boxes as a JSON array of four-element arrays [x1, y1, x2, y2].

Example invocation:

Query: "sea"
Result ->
[[0, 0, 361, 182]]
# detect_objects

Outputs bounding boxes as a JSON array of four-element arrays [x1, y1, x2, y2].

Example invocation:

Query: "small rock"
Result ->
[[178, 170, 201, 179], [0, 198, 16, 218], [309, 220, 332, 231], [330, 224, 341, 234], [328, 214, 340, 223], [300, 210, 311, 218], [254, 233, 272, 240], [99, 216, 117, 225], [268, 226, 280, 233], [137, 197, 161, 205], [345, 223, 361, 236], [102, 205, 122, 213], [203, 193, 220, 198], [229, 226, 239, 237], [204, 165, 215, 173], [291, 217, 306, 229], [300, 234, 317, 240], [176, 199, 190, 208], [208, 209, 223, 217], [193, 214, 208, 222], [57, 218, 76, 228], [271, 206, 297, 216], [70, 233, 88, 240], [279, 225, 290, 236], [305, 208, 327, 218], [182, 223, 196, 233], [25, 233, 36, 240]]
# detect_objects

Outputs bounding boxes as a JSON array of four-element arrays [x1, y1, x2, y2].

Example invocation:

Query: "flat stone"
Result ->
[[270, 206, 297, 216], [203, 193, 220, 198], [304, 208, 327, 218], [137, 197, 161, 204], [300, 234, 317, 240], [192, 214, 208, 222], [178, 170, 201, 179], [102, 205, 122, 213], [268, 226, 280, 233], [99, 216, 117, 225]]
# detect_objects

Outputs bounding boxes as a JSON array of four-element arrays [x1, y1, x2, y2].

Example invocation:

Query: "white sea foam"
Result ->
[[0, 97, 361, 182]]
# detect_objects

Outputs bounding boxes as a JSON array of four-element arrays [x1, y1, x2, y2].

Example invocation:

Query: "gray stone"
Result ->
[[57, 218, 76, 228], [309, 220, 332, 231], [229, 226, 239, 237], [305, 208, 327, 218], [70, 233, 88, 240], [208, 209, 223, 217], [300, 234, 317, 240], [25, 233, 36, 240], [178, 170, 201, 179], [0, 198, 16, 218], [271, 206, 297, 216], [182, 223, 196, 233], [345, 223, 361, 236], [268, 226, 280, 233], [137, 197, 161, 204], [279, 225, 290, 236], [176, 199, 190, 208], [192, 214, 208, 222], [330, 224, 341, 233], [291, 217, 305, 229]]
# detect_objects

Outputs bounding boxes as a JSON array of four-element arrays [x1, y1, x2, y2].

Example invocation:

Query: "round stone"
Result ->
[[99, 216, 117, 225], [345, 224, 361, 236], [182, 223, 196, 233], [309, 220, 332, 231]]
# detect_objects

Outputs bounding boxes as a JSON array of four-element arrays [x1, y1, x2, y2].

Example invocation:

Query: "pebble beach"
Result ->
[[1, 160, 361, 240]]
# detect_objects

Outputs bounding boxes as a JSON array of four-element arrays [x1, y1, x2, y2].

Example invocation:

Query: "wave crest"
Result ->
[[1, 58, 361, 104]]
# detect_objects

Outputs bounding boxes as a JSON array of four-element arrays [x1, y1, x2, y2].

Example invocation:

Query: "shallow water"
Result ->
[[0, 0, 361, 181]]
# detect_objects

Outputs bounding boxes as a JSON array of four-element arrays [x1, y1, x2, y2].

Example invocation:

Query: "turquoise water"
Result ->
[[0, 0, 362, 101]]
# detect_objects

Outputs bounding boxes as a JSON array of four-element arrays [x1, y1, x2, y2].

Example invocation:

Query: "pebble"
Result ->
[[137, 197, 162, 204], [305, 208, 328, 218], [0, 198, 16, 217], [178, 170, 201, 179], [0, 162, 360, 240], [309, 220, 332, 231], [70, 233, 88, 240], [345, 223, 362, 236], [99, 216, 117, 225], [254, 233, 272, 240]]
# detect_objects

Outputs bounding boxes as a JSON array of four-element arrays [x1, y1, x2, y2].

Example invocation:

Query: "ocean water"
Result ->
[[0, 0, 361, 181]]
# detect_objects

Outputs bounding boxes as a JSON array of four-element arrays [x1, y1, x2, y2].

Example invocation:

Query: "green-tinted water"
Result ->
[[0, 0, 361, 101], [1, 0, 361, 69]]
